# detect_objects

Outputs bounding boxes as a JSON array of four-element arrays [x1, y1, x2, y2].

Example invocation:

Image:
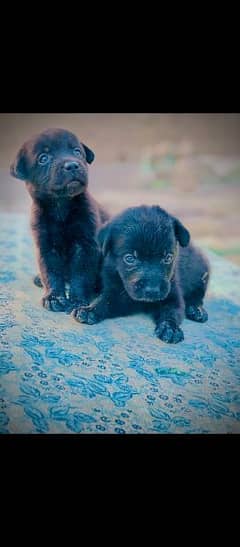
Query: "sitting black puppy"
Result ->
[[73, 205, 210, 343], [10, 128, 109, 312]]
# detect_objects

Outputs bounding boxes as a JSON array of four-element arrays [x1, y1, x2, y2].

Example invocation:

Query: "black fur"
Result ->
[[73, 205, 210, 343], [10, 128, 109, 312]]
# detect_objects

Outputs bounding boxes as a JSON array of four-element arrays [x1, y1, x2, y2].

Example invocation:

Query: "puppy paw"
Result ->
[[42, 293, 69, 312], [72, 305, 101, 325], [155, 320, 184, 344], [186, 305, 208, 323], [66, 299, 90, 314]]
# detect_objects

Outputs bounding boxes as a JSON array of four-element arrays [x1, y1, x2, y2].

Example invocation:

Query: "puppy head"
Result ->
[[98, 205, 190, 302], [10, 128, 95, 199]]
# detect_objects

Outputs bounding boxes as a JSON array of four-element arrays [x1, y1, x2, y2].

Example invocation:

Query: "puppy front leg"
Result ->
[[37, 248, 69, 311], [153, 284, 185, 344], [67, 243, 100, 310], [72, 266, 134, 324], [72, 291, 118, 324], [32, 222, 67, 311]]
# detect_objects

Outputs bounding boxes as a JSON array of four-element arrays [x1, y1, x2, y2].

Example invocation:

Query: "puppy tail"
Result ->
[[33, 274, 43, 288]]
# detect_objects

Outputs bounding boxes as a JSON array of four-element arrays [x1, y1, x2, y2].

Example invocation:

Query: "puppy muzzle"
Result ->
[[125, 279, 171, 302]]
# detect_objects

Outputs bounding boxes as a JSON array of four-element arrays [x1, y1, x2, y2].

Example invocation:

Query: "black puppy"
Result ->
[[10, 128, 109, 312], [73, 205, 210, 343]]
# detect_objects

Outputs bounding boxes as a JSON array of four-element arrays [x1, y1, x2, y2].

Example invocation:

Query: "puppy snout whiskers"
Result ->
[[134, 279, 145, 290]]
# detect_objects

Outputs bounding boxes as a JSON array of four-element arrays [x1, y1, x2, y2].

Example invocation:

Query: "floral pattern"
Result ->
[[0, 212, 240, 434]]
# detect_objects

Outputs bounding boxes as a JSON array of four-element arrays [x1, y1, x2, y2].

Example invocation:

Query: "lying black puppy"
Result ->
[[73, 205, 210, 343], [10, 128, 109, 312]]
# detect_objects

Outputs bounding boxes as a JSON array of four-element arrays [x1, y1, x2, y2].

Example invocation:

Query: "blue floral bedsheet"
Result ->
[[0, 212, 240, 434]]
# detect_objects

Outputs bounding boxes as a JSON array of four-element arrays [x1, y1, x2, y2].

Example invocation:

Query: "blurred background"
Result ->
[[1, 113, 240, 264]]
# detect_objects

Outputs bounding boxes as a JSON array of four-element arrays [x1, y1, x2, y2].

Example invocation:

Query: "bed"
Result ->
[[1, 212, 240, 434]]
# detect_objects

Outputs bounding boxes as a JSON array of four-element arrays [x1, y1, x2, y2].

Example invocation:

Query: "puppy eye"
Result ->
[[123, 253, 136, 265], [163, 253, 173, 264], [73, 148, 82, 157], [38, 153, 50, 165]]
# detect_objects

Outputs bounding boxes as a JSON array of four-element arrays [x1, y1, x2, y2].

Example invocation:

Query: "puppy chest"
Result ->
[[49, 223, 67, 253]]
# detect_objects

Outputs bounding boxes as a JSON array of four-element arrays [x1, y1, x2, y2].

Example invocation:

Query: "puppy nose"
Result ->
[[63, 161, 79, 171], [144, 287, 160, 299]]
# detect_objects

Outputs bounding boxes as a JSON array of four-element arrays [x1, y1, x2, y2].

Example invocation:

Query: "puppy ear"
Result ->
[[82, 143, 95, 164], [173, 217, 190, 247], [10, 147, 28, 180], [97, 222, 112, 256]]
